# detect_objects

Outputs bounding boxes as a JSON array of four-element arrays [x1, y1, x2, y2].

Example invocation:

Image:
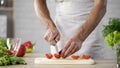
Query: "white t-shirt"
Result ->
[[50, 0, 116, 59]]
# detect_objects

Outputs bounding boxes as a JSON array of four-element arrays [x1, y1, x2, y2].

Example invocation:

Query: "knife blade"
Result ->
[[54, 45, 59, 53], [53, 45, 62, 56], [53, 39, 62, 55], [59, 49, 62, 55]]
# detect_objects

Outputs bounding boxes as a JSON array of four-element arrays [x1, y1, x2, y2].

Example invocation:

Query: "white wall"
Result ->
[[0, 15, 7, 37], [14, 0, 120, 56]]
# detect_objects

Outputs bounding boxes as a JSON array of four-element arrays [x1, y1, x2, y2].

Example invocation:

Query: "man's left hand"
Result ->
[[60, 35, 83, 58]]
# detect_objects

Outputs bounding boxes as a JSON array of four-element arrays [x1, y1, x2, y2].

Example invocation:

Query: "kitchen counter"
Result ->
[[0, 53, 117, 68]]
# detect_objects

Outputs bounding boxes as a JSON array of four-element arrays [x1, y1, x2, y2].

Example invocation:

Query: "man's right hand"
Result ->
[[34, 0, 60, 45], [44, 27, 60, 45]]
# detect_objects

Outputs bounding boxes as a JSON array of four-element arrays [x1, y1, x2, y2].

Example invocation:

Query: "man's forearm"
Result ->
[[78, 0, 107, 41], [34, 0, 56, 29]]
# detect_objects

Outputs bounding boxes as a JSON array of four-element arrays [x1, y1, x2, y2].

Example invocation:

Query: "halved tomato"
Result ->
[[71, 55, 80, 60], [82, 54, 91, 59], [45, 53, 53, 59], [54, 53, 61, 59]]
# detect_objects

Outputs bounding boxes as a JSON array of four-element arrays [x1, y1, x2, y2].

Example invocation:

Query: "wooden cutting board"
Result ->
[[34, 58, 95, 65]]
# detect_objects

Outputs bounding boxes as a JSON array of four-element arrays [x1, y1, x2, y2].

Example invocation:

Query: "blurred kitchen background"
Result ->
[[0, 0, 120, 58]]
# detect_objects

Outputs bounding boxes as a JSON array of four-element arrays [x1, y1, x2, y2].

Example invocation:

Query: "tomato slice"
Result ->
[[45, 53, 53, 59], [71, 55, 80, 60], [54, 53, 61, 59], [82, 54, 91, 59]]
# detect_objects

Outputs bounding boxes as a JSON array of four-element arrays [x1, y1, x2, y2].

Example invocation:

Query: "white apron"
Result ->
[[50, 0, 116, 59]]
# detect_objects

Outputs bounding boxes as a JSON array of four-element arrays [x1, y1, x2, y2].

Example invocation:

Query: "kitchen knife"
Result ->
[[52, 45, 62, 56], [52, 39, 62, 55], [54, 45, 59, 53]]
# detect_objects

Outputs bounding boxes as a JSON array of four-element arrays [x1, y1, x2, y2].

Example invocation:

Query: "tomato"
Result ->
[[45, 53, 53, 59], [82, 54, 91, 59], [71, 56, 80, 60], [54, 53, 61, 59], [24, 41, 33, 48], [23, 41, 34, 53]]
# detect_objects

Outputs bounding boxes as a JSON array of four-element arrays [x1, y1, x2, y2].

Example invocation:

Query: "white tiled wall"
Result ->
[[0, 15, 7, 37], [14, 0, 120, 58]]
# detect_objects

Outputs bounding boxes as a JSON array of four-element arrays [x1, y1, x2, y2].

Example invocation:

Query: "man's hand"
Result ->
[[60, 34, 83, 58], [35, 0, 60, 45], [44, 27, 60, 45]]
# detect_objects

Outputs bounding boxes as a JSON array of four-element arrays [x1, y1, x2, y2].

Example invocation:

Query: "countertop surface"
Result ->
[[0, 53, 117, 68]]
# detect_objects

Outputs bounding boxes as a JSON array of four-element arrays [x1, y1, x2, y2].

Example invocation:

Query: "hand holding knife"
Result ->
[[52, 39, 62, 55]]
